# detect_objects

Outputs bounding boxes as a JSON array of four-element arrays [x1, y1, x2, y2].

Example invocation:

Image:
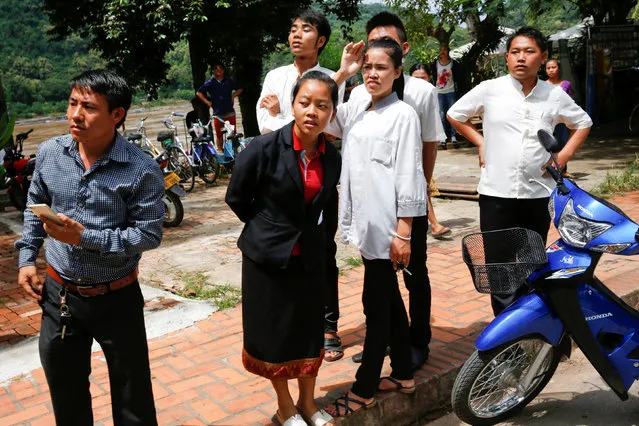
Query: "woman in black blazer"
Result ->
[[226, 71, 341, 426]]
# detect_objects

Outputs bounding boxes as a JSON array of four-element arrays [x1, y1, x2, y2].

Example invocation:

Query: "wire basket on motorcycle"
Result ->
[[461, 227, 548, 294]]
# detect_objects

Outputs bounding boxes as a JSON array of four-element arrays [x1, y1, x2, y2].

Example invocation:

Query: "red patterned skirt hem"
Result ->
[[242, 348, 324, 379]]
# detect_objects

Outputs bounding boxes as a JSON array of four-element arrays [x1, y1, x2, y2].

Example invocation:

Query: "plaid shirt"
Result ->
[[15, 133, 165, 284]]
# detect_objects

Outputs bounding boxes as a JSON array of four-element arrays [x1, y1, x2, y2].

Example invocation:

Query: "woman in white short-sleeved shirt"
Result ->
[[325, 39, 427, 417]]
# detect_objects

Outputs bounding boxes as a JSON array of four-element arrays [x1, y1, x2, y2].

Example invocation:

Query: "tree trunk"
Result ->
[[188, 23, 209, 92], [235, 51, 262, 137]]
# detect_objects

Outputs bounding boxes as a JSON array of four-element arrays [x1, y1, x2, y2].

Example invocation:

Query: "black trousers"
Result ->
[[403, 215, 431, 353], [351, 258, 412, 399], [39, 275, 157, 426], [479, 195, 551, 316], [324, 212, 432, 354], [324, 188, 340, 333]]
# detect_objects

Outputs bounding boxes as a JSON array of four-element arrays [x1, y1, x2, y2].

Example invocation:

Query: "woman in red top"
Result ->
[[226, 71, 341, 426]]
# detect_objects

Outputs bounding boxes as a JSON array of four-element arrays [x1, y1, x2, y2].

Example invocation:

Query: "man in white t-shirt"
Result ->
[[330, 12, 446, 371], [256, 10, 343, 134], [431, 45, 461, 149], [447, 27, 592, 315]]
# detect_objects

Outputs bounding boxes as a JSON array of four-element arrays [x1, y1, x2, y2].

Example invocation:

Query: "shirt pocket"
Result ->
[[369, 139, 393, 167], [525, 106, 553, 131]]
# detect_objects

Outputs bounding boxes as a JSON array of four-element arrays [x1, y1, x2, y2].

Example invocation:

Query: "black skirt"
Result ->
[[241, 254, 325, 379]]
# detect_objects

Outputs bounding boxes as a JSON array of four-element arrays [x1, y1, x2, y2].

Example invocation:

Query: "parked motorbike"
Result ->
[[450, 129, 639, 425], [187, 120, 220, 185], [212, 115, 250, 174], [155, 150, 186, 227], [1, 129, 35, 211]]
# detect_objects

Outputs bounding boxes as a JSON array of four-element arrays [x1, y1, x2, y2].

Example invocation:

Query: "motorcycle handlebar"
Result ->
[[16, 129, 34, 140]]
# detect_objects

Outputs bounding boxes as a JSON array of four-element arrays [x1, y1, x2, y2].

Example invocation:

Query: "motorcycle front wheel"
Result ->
[[162, 190, 184, 227], [451, 336, 560, 426], [198, 155, 220, 185]]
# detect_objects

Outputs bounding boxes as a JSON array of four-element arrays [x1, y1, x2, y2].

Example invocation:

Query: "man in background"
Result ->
[[197, 62, 243, 151]]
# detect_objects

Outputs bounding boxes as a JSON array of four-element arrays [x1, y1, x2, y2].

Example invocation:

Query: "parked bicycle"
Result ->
[[125, 116, 162, 158], [158, 112, 195, 193]]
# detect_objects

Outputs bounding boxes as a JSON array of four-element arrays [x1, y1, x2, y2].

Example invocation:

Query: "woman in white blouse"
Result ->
[[325, 39, 427, 417]]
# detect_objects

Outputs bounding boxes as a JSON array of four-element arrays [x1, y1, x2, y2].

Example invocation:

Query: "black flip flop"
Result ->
[[330, 393, 376, 417], [376, 376, 416, 394], [324, 336, 344, 362]]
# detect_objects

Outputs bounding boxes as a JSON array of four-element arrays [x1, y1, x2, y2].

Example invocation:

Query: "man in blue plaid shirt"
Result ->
[[15, 70, 164, 426]]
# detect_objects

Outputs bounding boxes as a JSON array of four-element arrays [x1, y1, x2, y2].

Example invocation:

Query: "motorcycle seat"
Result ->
[[157, 132, 173, 142], [192, 136, 212, 144]]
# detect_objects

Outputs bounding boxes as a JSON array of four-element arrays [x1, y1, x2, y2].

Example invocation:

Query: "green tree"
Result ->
[[529, 0, 637, 25], [387, 0, 505, 94], [0, 75, 16, 147], [41, 0, 361, 136]]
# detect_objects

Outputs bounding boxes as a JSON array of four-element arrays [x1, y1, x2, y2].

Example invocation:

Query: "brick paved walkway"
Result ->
[[1, 192, 639, 425]]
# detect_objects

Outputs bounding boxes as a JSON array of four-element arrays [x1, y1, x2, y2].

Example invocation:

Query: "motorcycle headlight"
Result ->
[[548, 196, 555, 221], [558, 199, 612, 248]]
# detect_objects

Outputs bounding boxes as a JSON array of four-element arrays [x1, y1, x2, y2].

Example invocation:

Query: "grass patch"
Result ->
[[175, 271, 241, 310], [592, 155, 639, 197], [344, 257, 363, 267]]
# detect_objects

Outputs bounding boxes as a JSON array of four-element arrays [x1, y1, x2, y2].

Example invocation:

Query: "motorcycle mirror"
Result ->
[[537, 130, 562, 153]]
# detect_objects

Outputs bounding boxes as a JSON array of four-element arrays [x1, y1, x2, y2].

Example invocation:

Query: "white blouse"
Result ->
[[448, 75, 593, 199], [327, 92, 427, 260]]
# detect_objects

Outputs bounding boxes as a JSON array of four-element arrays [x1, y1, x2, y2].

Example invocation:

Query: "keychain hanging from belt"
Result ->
[[58, 288, 71, 340]]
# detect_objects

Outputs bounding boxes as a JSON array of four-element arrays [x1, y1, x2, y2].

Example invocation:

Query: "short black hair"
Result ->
[[506, 26, 548, 53], [294, 9, 331, 55], [365, 12, 407, 44], [368, 39, 403, 69], [291, 70, 339, 108], [70, 69, 132, 128], [409, 62, 429, 76], [212, 62, 225, 71]]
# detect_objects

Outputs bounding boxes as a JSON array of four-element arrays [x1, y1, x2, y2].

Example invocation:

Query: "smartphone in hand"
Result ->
[[28, 204, 64, 226]]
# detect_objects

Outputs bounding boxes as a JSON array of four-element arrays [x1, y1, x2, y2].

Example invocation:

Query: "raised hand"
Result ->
[[340, 41, 365, 77]]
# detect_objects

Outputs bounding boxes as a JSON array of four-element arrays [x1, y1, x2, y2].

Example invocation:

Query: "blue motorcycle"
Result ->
[[451, 130, 639, 425]]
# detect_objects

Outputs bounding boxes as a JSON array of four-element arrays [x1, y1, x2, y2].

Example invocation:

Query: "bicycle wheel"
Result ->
[[198, 154, 220, 185], [166, 146, 195, 193]]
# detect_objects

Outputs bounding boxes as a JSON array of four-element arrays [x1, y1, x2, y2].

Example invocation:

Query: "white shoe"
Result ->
[[306, 409, 333, 426], [273, 411, 307, 426], [282, 414, 307, 426]]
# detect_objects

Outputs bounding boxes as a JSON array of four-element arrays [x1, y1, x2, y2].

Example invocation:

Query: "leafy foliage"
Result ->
[[0, 0, 105, 117]]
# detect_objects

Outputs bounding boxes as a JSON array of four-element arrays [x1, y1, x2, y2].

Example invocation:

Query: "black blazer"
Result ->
[[225, 122, 341, 270]]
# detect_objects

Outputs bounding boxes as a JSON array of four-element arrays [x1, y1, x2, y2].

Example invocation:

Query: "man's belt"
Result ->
[[46, 265, 138, 297]]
